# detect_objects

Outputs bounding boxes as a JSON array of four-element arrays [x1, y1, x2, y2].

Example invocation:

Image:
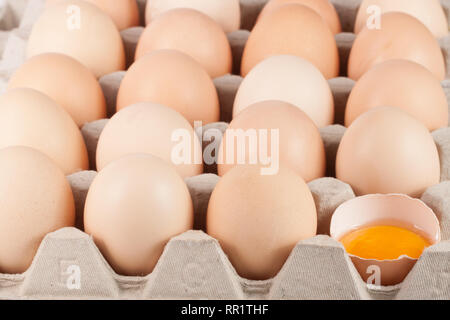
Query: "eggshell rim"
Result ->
[[330, 193, 441, 263]]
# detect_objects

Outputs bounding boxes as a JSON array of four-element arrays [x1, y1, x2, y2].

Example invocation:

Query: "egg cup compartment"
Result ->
[[0, 0, 31, 32], [0, 0, 448, 300], [433, 128, 450, 181], [422, 182, 450, 239]]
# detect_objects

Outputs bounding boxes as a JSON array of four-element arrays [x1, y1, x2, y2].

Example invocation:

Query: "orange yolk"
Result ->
[[340, 225, 431, 260]]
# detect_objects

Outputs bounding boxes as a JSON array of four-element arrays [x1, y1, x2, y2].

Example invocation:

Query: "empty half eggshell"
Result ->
[[145, 0, 241, 33], [46, 0, 140, 30], [96, 102, 203, 177], [346, 59, 449, 131], [136, 8, 232, 78], [207, 165, 317, 280], [355, 0, 448, 38], [258, 0, 341, 34], [116, 50, 220, 125], [348, 12, 446, 81], [336, 107, 441, 197], [27, 0, 125, 78], [0, 88, 89, 175], [234, 55, 334, 128], [241, 3, 339, 79], [84, 154, 194, 276], [219, 100, 326, 182], [8, 53, 106, 127], [0, 146, 75, 274], [330, 194, 440, 286]]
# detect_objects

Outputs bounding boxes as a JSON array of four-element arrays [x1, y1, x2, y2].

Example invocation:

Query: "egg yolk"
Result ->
[[340, 225, 431, 260]]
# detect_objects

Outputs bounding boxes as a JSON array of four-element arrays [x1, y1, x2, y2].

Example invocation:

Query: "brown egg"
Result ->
[[145, 0, 241, 33], [219, 101, 326, 182], [207, 165, 317, 280], [116, 50, 220, 125], [84, 154, 194, 276], [46, 0, 140, 30], [136, 9, 232, 78], [258, 0, 341, 34], [346, 60, 449, 131], [8, 53, 106, 127], [241, 3, 339, 79], [96, 103, 203, 177], [233, 55, 334, 128], [0, 146, 75, 274], [348, 12, 446, 81], [27, 0, 125, 78], [336, 107, 441, 197], [355, 0, 448, 38], [0, 88, 89, 174]]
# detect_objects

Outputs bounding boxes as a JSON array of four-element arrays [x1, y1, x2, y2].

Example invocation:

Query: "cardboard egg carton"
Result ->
[[0, 0, 448, 300]]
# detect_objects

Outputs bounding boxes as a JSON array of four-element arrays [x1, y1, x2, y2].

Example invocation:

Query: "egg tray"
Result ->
[[0, 0, 449, 300]]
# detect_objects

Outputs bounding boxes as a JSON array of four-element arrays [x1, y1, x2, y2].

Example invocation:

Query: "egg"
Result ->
[[219, 100, 326, 182], [27, 0, 125, 78], [346, 60, 449, 131], [336, 107, 441, 197], [241, 3, 339, 79], [258, 0, 341, 34], [145, 0, 240, 33], [348, 12, 446, 81], [0, 146, 75, 274], [8, 53, 106, 127], [96, 103, 203, 177], [331, 194, 441, 285], [84, 154, 193, 276], [0, 88, 89, 174], [355, 0, 448, 38], [116, 50, 220, 125], [135, 8, 232, 78], [234, 55, 334, 128], [46, 0, 140, 30], [207, 165, 317, 280]]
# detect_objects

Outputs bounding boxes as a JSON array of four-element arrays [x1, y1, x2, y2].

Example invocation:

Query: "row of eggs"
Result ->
[[42, 0, 450, 38], [26, 0, 449, 81], [4, 52, 446, 197], [2, 56, 445, 198], [1, 145, 439, 285], [0, 0, 447, 284]]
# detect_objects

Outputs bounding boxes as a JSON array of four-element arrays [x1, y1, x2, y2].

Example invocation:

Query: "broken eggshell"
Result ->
[[330, 194, 441, 286]]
